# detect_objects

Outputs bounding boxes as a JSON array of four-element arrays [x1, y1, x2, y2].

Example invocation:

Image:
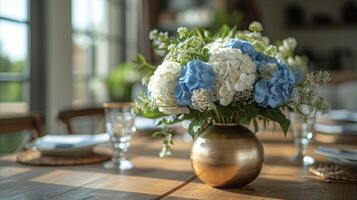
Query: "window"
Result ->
[[72, 0, 124, 105], [0, 0, 29, 114]]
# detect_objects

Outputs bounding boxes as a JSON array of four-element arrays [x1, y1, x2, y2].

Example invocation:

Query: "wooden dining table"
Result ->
[[0, 131, 356, 200]]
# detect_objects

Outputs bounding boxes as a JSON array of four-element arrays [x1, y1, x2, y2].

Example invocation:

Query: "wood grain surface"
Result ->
[[1, 131, 356, 200]]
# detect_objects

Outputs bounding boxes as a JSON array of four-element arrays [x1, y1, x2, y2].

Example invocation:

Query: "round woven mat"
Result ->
[[17, 150, 111, 166], [309, 162, 357, 183]]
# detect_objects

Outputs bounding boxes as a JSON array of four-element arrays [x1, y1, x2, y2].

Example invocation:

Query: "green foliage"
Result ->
[[149, 28, 210, 65], [153, 113, 200, 157], [205, 102, 290, 136], [264, 45, 278, 58], [149, 30, 170, 56], [153, 118, 175, 157], [213, 9, 243, 30], [290, 71, 330, 117], [133, 93, 167, 119], [0, 53, 25, 73], [0, 131, 27, 153], [0, 82, 23, 102], [260, 108, 290, 136], [188, 112, 210, 139], [106, 62, 142, 101], [133, 22, 331, 156], [0, 53, 26, 102], [133, 54, 156, 75]]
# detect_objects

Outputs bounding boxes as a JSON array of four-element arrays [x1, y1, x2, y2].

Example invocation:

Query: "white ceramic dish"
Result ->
[[33, 133, 109, 157], [327, 157, 357, 168]]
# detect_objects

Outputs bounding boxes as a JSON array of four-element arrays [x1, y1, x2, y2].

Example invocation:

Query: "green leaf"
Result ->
[[133, 93, 167, 119], [153, 131, 163, 138], [228, 26, 237, 37], [253, 118, 259, 133], [286, 105, 295, 112], [188, 116, 208, 139], [195, 29, 204, 40], [260, 109, 290, 136], [218, 24, 230, 38], [240, 115, 248, 125], [245, 103, 259, 119], [137, 53, 146, 63], [143, 111, 166, 119]]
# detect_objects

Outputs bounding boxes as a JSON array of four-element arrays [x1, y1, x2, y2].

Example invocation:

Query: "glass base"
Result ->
[[103, 159, 134, 171], [290, 154, 315, 166]]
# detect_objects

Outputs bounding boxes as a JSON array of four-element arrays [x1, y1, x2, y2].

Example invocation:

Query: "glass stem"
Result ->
[[111, 142, 124, 162]]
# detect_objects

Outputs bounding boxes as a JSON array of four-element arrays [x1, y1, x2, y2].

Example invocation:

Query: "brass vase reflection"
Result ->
[[191, 124, 264, 188]]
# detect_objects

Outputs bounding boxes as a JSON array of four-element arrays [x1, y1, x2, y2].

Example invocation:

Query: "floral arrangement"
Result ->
[[134, 22, 330, 156]]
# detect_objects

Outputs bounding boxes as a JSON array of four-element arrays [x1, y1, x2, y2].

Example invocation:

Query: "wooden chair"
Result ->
[[0, 113, 44, 141], [58, 107, 105, 134]]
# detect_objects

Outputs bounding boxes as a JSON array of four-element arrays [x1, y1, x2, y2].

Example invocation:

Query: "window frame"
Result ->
[[71, 0, 126, 105], [0, 2, 30, 111], [0, 0, 46, 114]]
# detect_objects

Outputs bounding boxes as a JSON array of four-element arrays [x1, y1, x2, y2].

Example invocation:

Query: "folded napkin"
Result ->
[[34, 133, 109, 150], [314, 123, 357, 135], [319, 110, 357, 123], [315, 146, 357, 161], [135, 117, 157, 130]]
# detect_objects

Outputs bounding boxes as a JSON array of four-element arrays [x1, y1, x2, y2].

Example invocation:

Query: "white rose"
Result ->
[[148, 60, 181, 106], [208, 47, 256, 105]]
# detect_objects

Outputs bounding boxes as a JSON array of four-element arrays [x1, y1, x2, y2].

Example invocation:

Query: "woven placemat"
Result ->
[[17, 149, 111, 166], [309, 162, 357, 183]]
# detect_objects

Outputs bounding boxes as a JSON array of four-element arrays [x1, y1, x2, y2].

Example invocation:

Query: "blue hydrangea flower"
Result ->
[[227, 39, 277, 67], [293, 68, 304, 82], [174, 60, 216, 107], [256, 57, 278, 72], [254, 62, 296, 108], [227, 39, 296, 108], [227, 39, 262, 61]]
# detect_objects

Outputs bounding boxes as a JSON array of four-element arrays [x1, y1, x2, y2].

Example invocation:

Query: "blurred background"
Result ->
[[1, 0, 357, 152]]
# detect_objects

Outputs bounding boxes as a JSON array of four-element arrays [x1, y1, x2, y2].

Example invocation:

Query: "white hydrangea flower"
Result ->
[[208, 47, 256, 106], [148, 60, 181, 107], [205, 38, 228, 54]]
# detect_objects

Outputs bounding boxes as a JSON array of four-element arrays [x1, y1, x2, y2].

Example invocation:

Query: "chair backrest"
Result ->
[[0, 113, 44, 141], [58, 107, 105, 134]]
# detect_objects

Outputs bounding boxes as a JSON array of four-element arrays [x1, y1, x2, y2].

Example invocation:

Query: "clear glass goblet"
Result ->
[[103, 102, 135, 171], [289, 111, 317, 166]]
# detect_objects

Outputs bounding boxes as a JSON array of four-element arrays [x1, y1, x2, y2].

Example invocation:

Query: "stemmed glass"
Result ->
[[103, 102, 135, 170], [289, 110, 317, 166]]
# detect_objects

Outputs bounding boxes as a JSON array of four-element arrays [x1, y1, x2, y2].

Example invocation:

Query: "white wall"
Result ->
[[45, 0, 73, 132]]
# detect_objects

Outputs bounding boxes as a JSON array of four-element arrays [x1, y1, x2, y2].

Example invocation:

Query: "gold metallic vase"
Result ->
[[191, 124, 264, 187]]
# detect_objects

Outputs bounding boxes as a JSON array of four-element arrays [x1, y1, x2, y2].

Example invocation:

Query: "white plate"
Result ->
[[315, 146, 357, 161], [327, 157, 357, 168], [34, 133, 109, 157], [318, 110, 357, 123], [314, 123, 357, 135]]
